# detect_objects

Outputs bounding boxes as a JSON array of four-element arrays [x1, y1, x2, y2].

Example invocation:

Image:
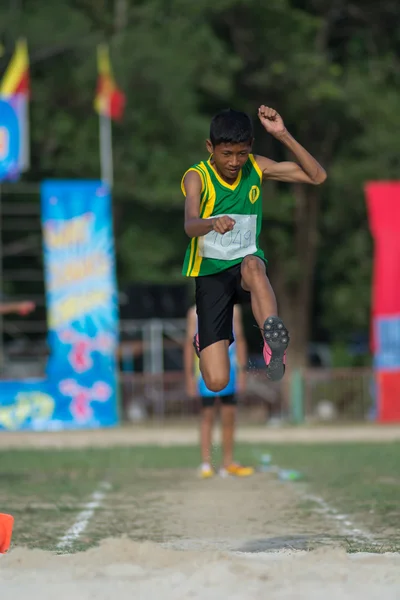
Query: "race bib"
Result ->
[[199, 214, 257, 261]]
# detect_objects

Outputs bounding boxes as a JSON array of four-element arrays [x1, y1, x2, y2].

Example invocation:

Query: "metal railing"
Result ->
[[120, 367, 376, 424], [119, 370, 282, 423], [301, 367, 374, 422]]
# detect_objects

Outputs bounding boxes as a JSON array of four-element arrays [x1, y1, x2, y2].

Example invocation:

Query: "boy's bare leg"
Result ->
[[221, 404, 235, 468], [240, 255, 278, 327], [200, 405, 215, 464], [199, 339, 231, 392], [241, 255, 290, 381]]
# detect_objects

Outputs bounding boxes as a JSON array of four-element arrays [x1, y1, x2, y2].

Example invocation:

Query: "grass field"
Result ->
[[1, 440, 399, 554]]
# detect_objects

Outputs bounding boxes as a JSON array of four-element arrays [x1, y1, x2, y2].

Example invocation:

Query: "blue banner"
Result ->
[[0, 97, 20, 182], [0, 180, 120, 431]]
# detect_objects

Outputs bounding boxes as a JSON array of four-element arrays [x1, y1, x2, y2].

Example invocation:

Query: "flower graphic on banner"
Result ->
[[0, 391, 55, 431], [58, 329, 115, 373], [59, 379, 112, 422]]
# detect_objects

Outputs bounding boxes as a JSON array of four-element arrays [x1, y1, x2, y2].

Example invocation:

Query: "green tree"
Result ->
[[0, 0, 237, 285], [1, 0, 400, 371], [204, 0, 400, 372]]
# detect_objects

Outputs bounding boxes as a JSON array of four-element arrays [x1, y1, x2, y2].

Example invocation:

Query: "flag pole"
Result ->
[[21, 95, 30, 171], [99, 102, 113, 187]]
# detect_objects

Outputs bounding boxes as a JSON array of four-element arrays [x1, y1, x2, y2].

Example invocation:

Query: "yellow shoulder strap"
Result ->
[[248, 154, 263, 185], [181, 166, 205, 197]]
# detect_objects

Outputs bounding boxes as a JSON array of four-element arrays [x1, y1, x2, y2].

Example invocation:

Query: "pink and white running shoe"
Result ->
[[263, 316, 289, 381]]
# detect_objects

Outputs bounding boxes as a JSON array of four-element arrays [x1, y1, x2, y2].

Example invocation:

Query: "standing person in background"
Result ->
[[184, 303, 254, 478]]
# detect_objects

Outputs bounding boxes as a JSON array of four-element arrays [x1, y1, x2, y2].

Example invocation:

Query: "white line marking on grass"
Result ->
[[268, 459, 377, 546], [304, 493, 376, 543], [56, 481, 111, 551]]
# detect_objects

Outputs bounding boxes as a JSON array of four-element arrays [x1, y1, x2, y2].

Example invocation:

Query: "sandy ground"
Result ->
[[1, 541, 400, 599], [1, 423, 400, 598], [0, 423, 400, 448], [114, 466, 341, 552]]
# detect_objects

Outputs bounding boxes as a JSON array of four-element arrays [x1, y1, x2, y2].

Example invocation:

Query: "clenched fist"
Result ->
[[258, 106, 286, 138], [212, 215, 236, 234]]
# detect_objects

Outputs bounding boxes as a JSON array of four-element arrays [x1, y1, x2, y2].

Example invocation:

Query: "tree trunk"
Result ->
[[269, 185, 321, 415], [114, 0, 128, 32]]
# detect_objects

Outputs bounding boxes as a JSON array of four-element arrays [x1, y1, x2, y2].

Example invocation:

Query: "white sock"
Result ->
[[201, 462, 211, 471]]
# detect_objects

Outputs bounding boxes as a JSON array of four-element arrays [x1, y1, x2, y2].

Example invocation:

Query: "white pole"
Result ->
[[21, 94, 30, 171], [99, 106, 113, 187]]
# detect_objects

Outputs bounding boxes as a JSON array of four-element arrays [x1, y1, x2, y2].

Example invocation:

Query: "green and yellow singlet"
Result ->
[[181, 154, 266, 277]]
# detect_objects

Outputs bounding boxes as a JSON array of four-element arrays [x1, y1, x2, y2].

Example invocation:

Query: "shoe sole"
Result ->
[[263, 316, 290, 382]]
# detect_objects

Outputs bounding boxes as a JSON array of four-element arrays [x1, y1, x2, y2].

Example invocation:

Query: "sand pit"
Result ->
[[1, 539, 400, 599]]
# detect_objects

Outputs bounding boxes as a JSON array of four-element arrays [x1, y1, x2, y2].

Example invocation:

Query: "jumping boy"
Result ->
[[181, 106, 326, 394]]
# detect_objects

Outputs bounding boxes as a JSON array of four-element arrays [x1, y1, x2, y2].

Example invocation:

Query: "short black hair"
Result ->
[[209, 108, 253, 146]]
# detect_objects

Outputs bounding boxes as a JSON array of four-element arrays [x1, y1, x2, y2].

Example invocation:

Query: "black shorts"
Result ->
[[201, 393, 237, 408], [195, 263, 250, 352]]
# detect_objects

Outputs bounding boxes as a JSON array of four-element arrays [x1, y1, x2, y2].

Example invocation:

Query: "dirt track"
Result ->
[[0, 423, 399, 449]]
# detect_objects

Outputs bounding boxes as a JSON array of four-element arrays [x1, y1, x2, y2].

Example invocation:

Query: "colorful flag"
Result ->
[[94, 44, 125, 121], [0, 38, 29, 97], [0, 38, 30, 174]]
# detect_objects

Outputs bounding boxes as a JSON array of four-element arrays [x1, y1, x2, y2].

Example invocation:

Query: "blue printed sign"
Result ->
[[375, 315, 400, 353], [0, 97, 20, 181], [0, 180, 120, 431]]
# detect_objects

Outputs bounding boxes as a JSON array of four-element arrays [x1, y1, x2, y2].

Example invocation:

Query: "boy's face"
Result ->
[[206, 140, 253, 181]]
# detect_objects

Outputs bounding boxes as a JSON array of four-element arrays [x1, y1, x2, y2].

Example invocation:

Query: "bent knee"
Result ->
[[202, 374, 230, 393], [241, 255, 266, 276]]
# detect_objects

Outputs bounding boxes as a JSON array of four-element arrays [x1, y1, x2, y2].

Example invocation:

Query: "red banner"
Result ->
[[365, 182, 400, 348], [365, 182, 400, 422]]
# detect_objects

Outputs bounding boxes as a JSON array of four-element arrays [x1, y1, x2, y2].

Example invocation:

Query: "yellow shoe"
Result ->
[[224, 463, 255, 477], [198, 465, 215, 479]]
